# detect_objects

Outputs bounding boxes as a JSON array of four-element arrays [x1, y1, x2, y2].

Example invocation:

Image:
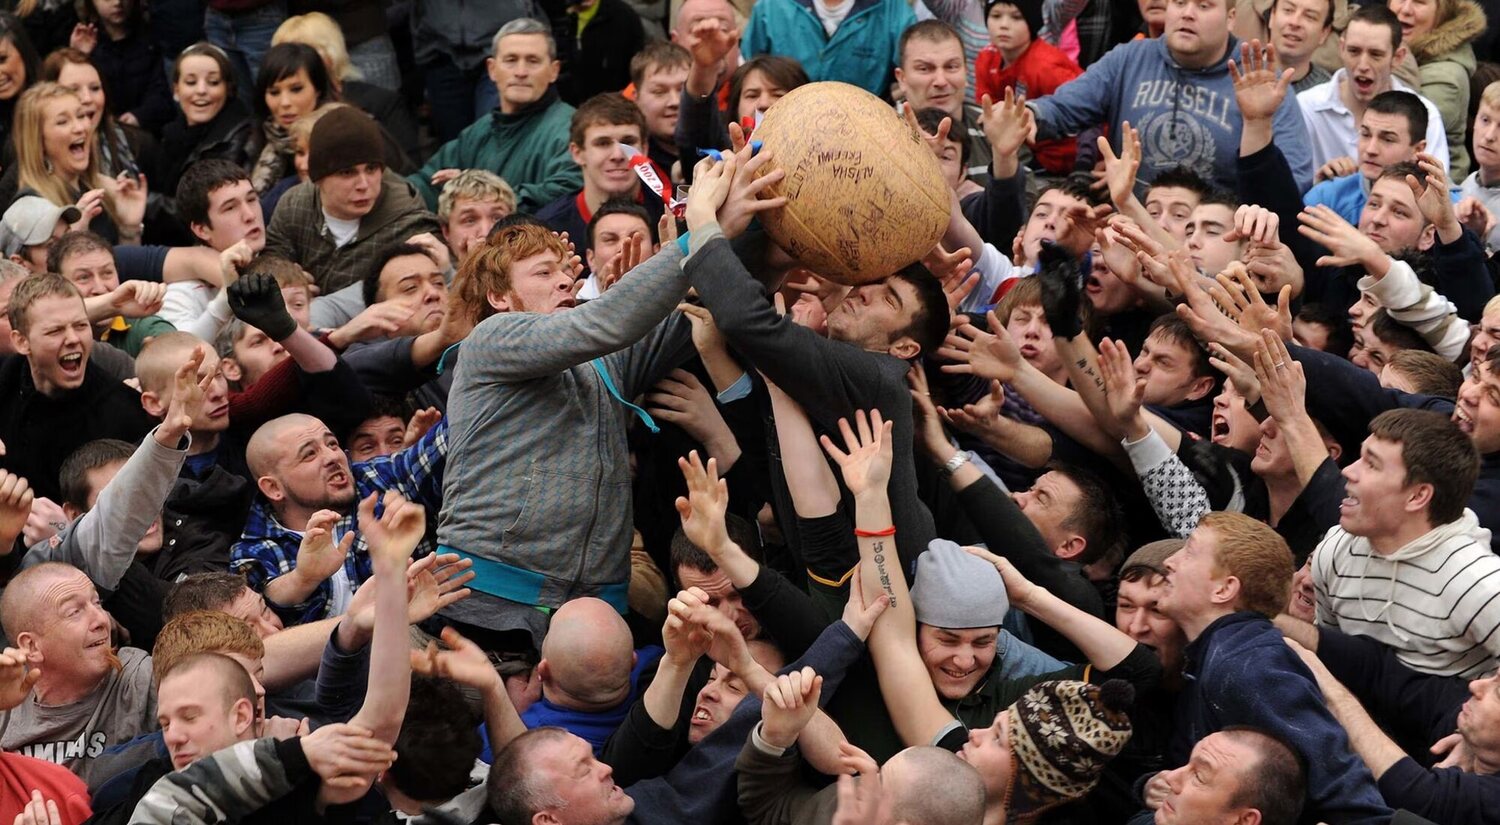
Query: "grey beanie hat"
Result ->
[[911, 539, 1010, 629]]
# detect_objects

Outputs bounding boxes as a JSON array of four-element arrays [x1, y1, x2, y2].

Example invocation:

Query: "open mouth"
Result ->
[[557, 297, 577, 310], [691, 706, 712, 725], [68, 137, 87, 163], [326, 469, 350, 489], [1341, 494, 1360, 513], [1352, 75, 1375, 95], [59, 352, 84, 376], [1455, 406, 1475, 434], [1211, 414, 1230, 442], [1293, 587, 1314, 613]]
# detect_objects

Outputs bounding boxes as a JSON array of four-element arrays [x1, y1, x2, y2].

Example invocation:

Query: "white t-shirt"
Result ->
[[323, 212, 360, 248]]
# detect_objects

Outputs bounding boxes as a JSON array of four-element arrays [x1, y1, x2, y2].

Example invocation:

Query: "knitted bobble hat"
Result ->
[[1005, 679, 1135, 821]]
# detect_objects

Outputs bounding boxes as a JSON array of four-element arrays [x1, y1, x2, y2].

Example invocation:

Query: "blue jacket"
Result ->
[[741, 0, 915, 96], [1174, 612, 1391, 825], [1305, 172, 1463, 228], [1030, 35, 1315, 193]]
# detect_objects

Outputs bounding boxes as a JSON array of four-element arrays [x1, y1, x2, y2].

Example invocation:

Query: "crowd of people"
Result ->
[[0, 0, 1497, 822]]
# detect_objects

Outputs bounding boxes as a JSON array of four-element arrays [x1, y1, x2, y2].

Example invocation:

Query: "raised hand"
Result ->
[[228, 273, 298, 341], [1228, 39, 1292, 122], [759, 666, 823, 749], [646, 369, 736, 453], [831, 772, 895, 825], [684, 17, 739, 71], [155, 345, 212, 446], [301, 722, 396, 803], [429, 169, 460, 187], [1407, 152, 1462, 239], [405, 232, 452, 274], [597, 232, 648, 293], [22, 497, 66, 546], [404, 552, 473, 622], [674, 451, 732, 557], [979, 88, 1035, 178], [1296, 205, 1385, 270], [1211, 263, 1294, 343], [0, 472, 34, 551], [357, 491, 425, 571], [1097, 222, 1143, 287], [1056, 203, 1115, 257], [73, 188, 105, 228], [718, 143, 787, 239], [1315, 156, 1357, 183], [907, 362, 957, 462], [1242, 237, 1304, 296], [669, 586, 751, 673], [1207, 342, 1260, 403], [904, 105, 954, 155], [1036, 241, 1083, 339], [110, 280, 166, 317], [69, 22, 97, 54], [922, 244, 978, 313], [1253, 329, 1308, 424], [104, 172, 149, 232], [685, 153, 737, 233], [819, 410, 894, 499], [941, 380, 1008, 441], [1223, 204, 1279, 246], [295, 509, 354, 586], [661, 593, 714, 666], [219, 238, 254, 286], [937, 311, 1023, 383], [1098, 337, 1149, 440], [402, 408, 443, 448], [1093, 121, 1141, 208], [964, 547, 1039, 609], [412, 626, 502, 691], [840, 566, 890, 640], [0, 646, 39, 711]]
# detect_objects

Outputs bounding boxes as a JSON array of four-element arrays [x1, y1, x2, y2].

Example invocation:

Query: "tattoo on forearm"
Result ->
[[872, 540, 897, 607], [1076, 358, 1106, 394]]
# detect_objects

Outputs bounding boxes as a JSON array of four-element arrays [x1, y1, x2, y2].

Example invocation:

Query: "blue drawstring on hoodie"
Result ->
[[591, 359, 660, 433]]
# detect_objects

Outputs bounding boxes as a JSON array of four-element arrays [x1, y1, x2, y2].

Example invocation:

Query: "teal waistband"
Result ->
[[439, 546, 629, 614]]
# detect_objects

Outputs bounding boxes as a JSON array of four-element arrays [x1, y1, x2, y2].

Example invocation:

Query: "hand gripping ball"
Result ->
[[752, 81, 950, 285]]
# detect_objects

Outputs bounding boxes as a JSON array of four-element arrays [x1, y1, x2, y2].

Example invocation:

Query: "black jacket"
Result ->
[[159, 99, 257, 197], [560, 0, 644, 103], [0, 355, 155, 503]]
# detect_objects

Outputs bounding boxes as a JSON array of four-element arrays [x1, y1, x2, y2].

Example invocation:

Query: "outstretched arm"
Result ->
[[347, 492, 420, 744]]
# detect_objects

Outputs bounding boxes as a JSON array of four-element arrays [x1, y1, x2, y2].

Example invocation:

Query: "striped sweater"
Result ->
[[1312, 509, 1500, 678]]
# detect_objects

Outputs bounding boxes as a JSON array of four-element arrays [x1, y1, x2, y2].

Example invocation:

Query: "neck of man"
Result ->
[[1480, 165, 1500, 187], [1177, 606, 1231, 643], [275, 502, 328, 533], [984, 799, 1006, 825], [1366, 516, 1438, 556], [1173, 40, 1230, 70], [1284, 53, 1313, 81], [34, 672, 101, 707], [1261, 472, 1302, 524], [542, 680, 626, 713], [1472, 744, 1500, 775], [187, 428, 220, 457], [1340, 76, 1391, 123], [586, 181, 638, 216]]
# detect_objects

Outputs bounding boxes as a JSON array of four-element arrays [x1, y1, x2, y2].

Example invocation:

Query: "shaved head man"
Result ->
[[137, 332, 233, 459], [245, 413, 358, 530], [0, 562, 156, 782], [156, 652, 258, 771], [877, 746, 987, 825], [536, 598, 638, 712]]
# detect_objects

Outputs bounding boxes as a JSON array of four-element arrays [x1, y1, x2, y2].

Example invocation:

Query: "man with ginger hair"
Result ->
[[0, 562, 156, 785], [524, 597, 664, 753]]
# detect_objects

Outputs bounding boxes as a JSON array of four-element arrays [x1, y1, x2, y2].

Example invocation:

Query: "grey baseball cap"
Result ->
[[0, 196, 81, 256]]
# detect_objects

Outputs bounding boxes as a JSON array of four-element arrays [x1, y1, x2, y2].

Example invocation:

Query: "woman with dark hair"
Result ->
[[250, 42, 334, 192], [676, 54, 808, 183], [9, 0, 74, 58], [158, 42, 255, 196], [0, 13, 41, 151], [69, 0, 174, 132]]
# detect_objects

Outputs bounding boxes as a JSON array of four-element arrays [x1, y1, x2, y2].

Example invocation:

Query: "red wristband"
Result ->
[[853, 526, 897, 537]]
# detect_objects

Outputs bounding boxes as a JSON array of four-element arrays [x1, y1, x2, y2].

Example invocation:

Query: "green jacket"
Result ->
[[408, 90, 581, 213], [1411, 0, 1485, 180]]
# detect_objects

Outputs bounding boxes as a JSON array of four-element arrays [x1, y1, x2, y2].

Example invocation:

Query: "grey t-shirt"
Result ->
[[0, 647, 155, 786]]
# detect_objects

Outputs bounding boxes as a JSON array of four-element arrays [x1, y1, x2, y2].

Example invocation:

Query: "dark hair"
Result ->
[[1367, 90, 1429, 144], [1146, 165, 1213, 198], [671, 512, 761, 582], [253, 42, 335, 121], [916, 107, 968, 168], [889, 261, 951, 359], [1368, 408, 1479, 524], [0, 14, 39, 99], [1220, 727, 1308, 825], [1197, 187, 1240, 212], [58, 438, 133, 511], [173, 42, 237, 100], [1294, 303, 1354, 356], [488, 727, 571, 822], [568, 92, 646, 148], [1050, 462, 1126, 565], [728, 56, 809, 118], [1367, 308, 1435, 356], [586, 197, 653, 252], [1031, 174, 1104, 211], [898, 19, 963, 66], [175, 158, 254, 228], [1376, 159, 1426, 187], [629, 40, 691, 88], [1147, 313, 1218, 385], [362, 242, 439, 306], [163, 573, 252, 620], [1347, 3, 1403, 49], [389, 676, 483, 803], [78, 0, 144, 28], [46, 229, 111, 275], [1268, 0, 1335, 30], [1387, 349, 1464, 398], [487, 211, 548, 243]]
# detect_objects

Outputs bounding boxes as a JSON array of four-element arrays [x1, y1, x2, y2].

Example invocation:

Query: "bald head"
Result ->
[[539, 598, 636, 709], [246, 413, 323, 480], [1, 562, 87, 640], [137, 332, 211, 397], [882, 747, 986, 825]]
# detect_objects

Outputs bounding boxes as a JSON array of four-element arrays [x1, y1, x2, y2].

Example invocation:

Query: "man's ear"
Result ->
[[15, 632, 41, 665], [887, 336, 920, 361], [62, 502, 82, 521], [1213, 574, 1242, 608], [188, 220, 214, 246], [1405, 481, 1435, 514], [487, 290, 513, 313], [585, 248, 598, 272], [233, 697, 256, 737], [140, 390, 166, 419], [1186, 374, 1217, 402], [1418, 222, 1438, 252], [1395, 44, 1409, 66], [1055, 536, 1088, 561], [568, 142, 586, 167], [1413, 138, 1428, 155], [256, 475, 285, 503], [536, 658, 552, 686], [9, 328, 27, 357]]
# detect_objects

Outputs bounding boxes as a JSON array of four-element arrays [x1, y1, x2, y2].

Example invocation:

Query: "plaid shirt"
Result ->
[[230, 419, 449, 625]]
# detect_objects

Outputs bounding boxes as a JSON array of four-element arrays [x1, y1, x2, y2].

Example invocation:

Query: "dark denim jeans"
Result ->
[[421, 55, 500, 145], [204, 1, 287, 102]]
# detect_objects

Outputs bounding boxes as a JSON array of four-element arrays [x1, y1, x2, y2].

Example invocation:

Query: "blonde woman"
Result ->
[[1389, 0, 1486, 178], [272, 13, 417, 160], [13, 81, 146, 243]]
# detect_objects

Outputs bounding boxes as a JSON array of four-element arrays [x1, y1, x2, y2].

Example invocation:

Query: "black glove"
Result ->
[[1036, 240, 1084, 340], [228, 273, 298, 342]]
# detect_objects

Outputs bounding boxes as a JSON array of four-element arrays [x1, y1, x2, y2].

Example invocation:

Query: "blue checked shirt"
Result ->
[[230, 419, 449, 625]]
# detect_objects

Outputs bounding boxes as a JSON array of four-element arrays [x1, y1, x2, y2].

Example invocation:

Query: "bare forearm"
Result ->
[[264, 569, 323, 612], [162, 246, 226, 286], [699, 345, 745, 395], [713, 542, 762, 590], [1282, 417, 1328, 488], [768, 382, 840, 517], [1023, 589, 1135, 668], [1325, 679, 1406, 779], [281, 328, 337, 373], [643, 657, 695, 730], [262, 617, 340, 690], [975, 418, 1054, 468], [1273, 614, 1319, 650], [481, 679, 527, 756], [1013, 361, 1121, 456], [796, 710, 849, 775], [351, 560, 412, 743]]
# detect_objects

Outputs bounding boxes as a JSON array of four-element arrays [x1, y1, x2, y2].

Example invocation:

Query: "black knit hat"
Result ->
[[985, 0, 1045, 39], [308, 107, 384, 182]]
